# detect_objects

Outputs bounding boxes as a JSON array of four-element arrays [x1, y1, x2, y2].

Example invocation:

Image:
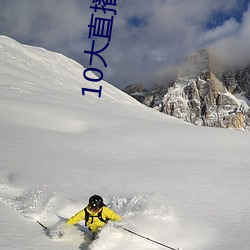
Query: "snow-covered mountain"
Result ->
[[1, 36, 250, 250], [124, 49, 250, 130]]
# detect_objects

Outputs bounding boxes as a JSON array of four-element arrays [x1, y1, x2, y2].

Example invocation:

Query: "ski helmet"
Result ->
[[89, 195, 104, 210]]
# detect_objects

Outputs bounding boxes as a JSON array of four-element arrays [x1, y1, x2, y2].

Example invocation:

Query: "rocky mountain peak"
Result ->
[[177, 49, 210, 78], [123, 49, 250, 130]]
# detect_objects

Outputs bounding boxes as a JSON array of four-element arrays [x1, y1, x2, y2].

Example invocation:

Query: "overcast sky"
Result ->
[[0, 0, 249, 89]]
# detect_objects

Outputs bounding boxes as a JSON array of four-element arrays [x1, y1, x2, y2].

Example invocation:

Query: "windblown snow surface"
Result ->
[[0, 36, 250, 250]]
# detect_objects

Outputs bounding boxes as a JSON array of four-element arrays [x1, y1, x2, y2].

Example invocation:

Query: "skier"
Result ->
[[66, 194, 122, 239]]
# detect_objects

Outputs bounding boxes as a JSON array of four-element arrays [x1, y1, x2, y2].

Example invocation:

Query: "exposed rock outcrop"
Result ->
[[123, 49, 250, 130]]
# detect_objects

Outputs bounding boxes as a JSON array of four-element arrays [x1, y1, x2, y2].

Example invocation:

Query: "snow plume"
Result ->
[[0, 179, 65, 221], [0, 181, 213, 250]]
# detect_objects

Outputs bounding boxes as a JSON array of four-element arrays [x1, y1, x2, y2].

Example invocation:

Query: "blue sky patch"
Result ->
[[206, 0, 249, 29], [127, 15, 147, 28]]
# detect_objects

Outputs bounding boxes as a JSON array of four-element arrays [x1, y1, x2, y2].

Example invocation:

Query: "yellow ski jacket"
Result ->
[[67, 206, 121, 233]]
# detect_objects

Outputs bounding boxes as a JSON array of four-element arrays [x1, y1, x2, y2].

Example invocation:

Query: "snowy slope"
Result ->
[[0, 36, 250, 250]]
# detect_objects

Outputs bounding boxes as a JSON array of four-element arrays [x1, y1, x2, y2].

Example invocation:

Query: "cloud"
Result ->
[[200, 18, 240, 45], [209, 4, 250, 69], [0, 0, 249, 89], [0, 1, 91, 55]]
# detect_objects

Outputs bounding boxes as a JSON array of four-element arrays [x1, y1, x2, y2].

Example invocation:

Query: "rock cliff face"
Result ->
[[217, 66, 250, 99], [123, 49, 250, 130]]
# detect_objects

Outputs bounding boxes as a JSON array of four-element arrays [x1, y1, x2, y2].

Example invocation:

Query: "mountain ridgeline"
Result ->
[[123, 49, 250, 130]]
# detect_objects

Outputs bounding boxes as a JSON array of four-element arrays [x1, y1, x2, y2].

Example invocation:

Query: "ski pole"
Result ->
[[37, 220, 48, 231], [122, 227, 180, 250]]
